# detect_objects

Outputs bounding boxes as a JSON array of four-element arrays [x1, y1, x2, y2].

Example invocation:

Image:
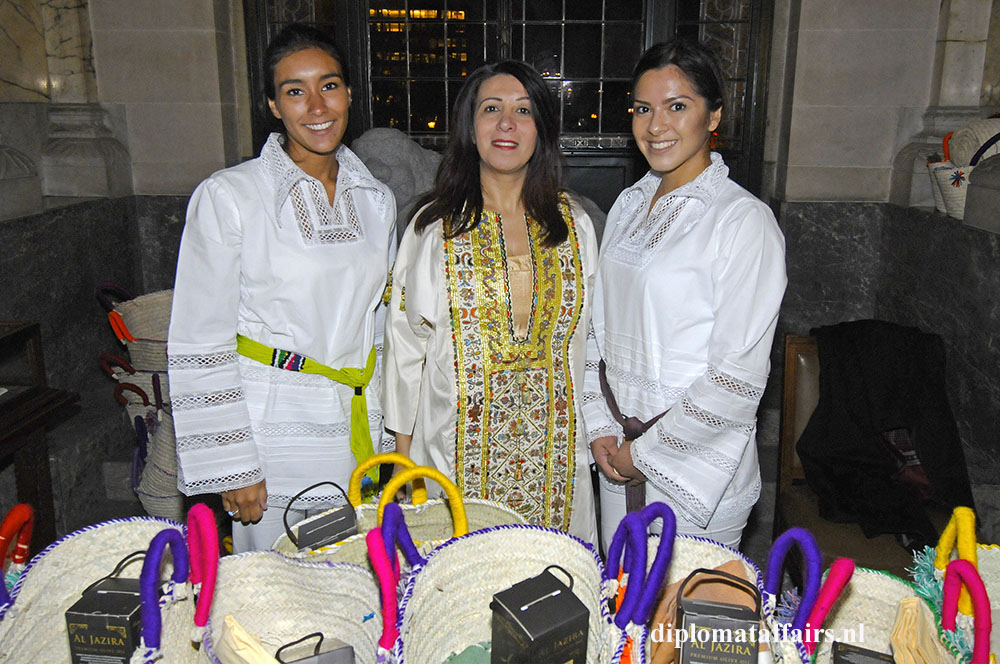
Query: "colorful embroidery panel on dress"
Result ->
[[445, 200, 584, 531]]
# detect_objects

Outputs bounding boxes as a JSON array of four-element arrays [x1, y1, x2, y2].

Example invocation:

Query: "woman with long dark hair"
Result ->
[[383, 60, 597, 541], [168, 24, 396, 552], [584, 39, 786, 549]]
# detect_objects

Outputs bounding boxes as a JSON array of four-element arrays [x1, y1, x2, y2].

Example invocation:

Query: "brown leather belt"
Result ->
[[598, 359, 668, 513]]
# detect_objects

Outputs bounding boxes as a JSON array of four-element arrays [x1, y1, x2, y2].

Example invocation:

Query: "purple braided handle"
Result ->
[[139, 528, 190, 650], [381, 502, 424, 569], [765, 527, 822, 632], [605, 512, 648, 629], [631, 502, 677, 626]]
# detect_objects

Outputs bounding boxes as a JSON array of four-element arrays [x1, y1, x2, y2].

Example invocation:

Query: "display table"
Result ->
[[0, 322, 79, 552]]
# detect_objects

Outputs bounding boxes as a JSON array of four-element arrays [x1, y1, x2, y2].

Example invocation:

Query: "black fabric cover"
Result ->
[[795, 319, 974, 548]]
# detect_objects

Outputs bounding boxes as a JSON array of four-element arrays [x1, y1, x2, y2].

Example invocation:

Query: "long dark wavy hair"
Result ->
[[410, 60, 567, 246]]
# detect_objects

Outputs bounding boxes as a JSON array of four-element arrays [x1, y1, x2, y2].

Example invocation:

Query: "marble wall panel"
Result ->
[[876, 205, 1000, 484], [0, 197, 140, 389], [778, 201, 1000, 488], [0, 0, 49, 102], [134, 195, 188, 292]]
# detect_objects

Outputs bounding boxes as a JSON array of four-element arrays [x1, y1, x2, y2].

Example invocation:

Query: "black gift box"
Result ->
[[489, 565, 589, 664], [831, 641, 894, 664], [65, 577, 142, 664], [295, 505, 358, 551], [676, 568, 761, 664], [276, 632, 356, 664]]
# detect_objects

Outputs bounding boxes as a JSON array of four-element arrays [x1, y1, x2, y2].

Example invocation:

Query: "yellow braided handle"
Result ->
[[377, 466, 468, 537], [348, 453, 427, 506], [935, 506, 978, 615]]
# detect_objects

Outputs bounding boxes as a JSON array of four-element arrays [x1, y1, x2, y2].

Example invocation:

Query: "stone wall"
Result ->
[[779, 201, 1000, 539], [0, 195, 185, 533]]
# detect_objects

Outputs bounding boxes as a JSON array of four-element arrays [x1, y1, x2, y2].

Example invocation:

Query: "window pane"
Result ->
[[603, 23, 643, 78], [718, 79, 745, 148], [610, 0, 644, 20], [411, 0, 445, 12], [601, 81, 632, 134], [565, 0, 602, 21], [408, 22, 446, 77], [372, 79, 408, 130], [563, 24, 602, 78], [701, 0, 751, 21], [525, 25, 562, 78], [524, 0, 562, 21], [370, 0, 406, 13], [447, 0, 484, 21], [511, 22, 524, 61], [562, 80, 599, 133], [511, 0, 523, 20], [698, 22, 748, 80], [411, 80, 447, 133], [448, 22, 485, 77], [370, 21, 408, 76]]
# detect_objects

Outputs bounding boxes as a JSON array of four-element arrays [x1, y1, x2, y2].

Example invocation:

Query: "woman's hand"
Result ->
[[609, 439, 647, 485], [221, 480, 268, 525], [591, 436, 629, 483]]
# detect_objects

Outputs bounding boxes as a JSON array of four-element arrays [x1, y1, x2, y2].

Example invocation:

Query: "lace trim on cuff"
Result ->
[[656, 427, 740, 474], [168, 350, 238, 370], [170, 387, 243, 411], [269, 491, 350, 510], [179, 467, 264, 495], [681, 397, 755, 434], [632, 452, 711, 525], [171, 387, 244, 411], [176, 426, 252, 452], [708, 366, 764, 401], [586, 424, 619, 444]]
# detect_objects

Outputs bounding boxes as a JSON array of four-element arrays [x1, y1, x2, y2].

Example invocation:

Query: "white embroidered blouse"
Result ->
[[583, 153, 787, 527], [168, 133, 396, 498]]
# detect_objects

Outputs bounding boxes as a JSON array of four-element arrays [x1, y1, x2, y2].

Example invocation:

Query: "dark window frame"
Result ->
[[242, 0, 772, 196]]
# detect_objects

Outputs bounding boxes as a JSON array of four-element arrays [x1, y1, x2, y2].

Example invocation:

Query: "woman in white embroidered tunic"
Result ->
[[383, 61, 598, 543], [167, 25, 396, 552], [585, 40, 787, 549]]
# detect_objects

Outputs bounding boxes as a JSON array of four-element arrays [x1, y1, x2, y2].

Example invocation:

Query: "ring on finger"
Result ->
[[227, 509, 240, 518]]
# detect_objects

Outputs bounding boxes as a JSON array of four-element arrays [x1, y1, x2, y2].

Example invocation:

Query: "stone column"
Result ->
[[0, 0, 47, 219], [891, 0, 995, 207], [39, 0, 130, 197]]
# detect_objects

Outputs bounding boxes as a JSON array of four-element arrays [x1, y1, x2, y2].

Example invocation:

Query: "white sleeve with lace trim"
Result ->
[[631, 197, 786, 527], [168, 176, 264, 496]]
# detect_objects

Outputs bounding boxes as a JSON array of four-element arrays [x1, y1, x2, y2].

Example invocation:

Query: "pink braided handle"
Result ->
[[366, 528, 400, 649], [942, 559, 993, 664], [803, 558, 855, 655], [186, 503, 219, 628]]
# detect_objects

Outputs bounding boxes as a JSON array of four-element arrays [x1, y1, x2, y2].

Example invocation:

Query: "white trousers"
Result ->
[[598, 474, 751, 554], [231, 505, 321, 553]]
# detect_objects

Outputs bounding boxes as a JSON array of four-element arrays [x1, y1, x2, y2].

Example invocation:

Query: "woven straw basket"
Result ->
[[394, 523, 620, 664], [911, 506, 1000, 661], [760, 528, 826, 664], [632, 531, 766, 664], [933, 131, 1000, 219], [0, 517, 181, 661], [810, 567, 920, 664], [949, 119, 1000, 167], [604, 503, 678, 664], [198, 552, 382, 664], [272, 454, 524, 565], [102, 353, 171, 409], [131, 505, 217, 664], [115, 289, 173, 342]]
